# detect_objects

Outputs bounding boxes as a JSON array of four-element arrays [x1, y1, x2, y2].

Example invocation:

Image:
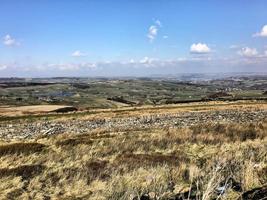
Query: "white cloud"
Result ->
[[2, 56, 267, 77], [163, 35, 168, 39], [48, 62, 97, 71], [238, 47, 258, 57], [71, 50, 87, 57], [190, 43, 211, 54], [0, 65, 7, 70], [147, 25, 158, 42], [147, 19, 164, 42], [253, 25, 267, 37], [140, 57, 151, 64], [3, 34, 19, 46]]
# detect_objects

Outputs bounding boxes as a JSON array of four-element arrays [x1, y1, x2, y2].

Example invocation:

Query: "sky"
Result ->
[[0, 0, 267, 77]]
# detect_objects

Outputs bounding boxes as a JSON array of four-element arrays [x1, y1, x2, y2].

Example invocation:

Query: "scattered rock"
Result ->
[[0, 110, 266, 140]]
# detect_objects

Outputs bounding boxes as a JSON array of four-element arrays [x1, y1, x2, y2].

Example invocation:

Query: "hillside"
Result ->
[[0, 101, 266, 199]]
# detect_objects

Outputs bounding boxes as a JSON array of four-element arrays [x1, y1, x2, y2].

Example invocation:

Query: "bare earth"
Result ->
[[0, 105, 77, 116]]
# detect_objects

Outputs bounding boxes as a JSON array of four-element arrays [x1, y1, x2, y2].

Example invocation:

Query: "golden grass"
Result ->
[[1, 100, 266, 122], [0, 103, 266, 199]]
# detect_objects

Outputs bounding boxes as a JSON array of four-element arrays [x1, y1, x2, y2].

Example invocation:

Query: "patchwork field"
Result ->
[[1, 76, 267, 109], [0, 100, 266, 199]]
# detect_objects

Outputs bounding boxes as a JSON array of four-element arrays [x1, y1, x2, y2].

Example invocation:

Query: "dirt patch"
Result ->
[[0, 105, 77, 117]]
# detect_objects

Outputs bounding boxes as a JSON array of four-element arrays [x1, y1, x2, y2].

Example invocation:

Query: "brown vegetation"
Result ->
[[0, 103, 266, 199], [0, 164, 45, 179], [0, 142, 46, 156]]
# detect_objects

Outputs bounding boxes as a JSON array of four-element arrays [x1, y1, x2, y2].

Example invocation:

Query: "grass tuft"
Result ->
[[0, 164, 45, 179], [0, 142, 46, 156]]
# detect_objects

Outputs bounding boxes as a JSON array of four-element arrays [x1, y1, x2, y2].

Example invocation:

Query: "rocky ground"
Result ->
[[1, 109, 266, 140], [0, 103, 266, 199]]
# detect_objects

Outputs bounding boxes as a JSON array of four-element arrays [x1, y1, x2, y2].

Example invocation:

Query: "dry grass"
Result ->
[[1, 100, 266, 122], [0, 105, 266, 199], [0, 164, 45, 179], [55, 137, 94, 147], [0, 105, 76, 117], [0, 142, 46, 156]]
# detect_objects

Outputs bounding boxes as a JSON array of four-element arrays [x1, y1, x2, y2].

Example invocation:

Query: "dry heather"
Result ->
[[0, 121, 266, 199], [0, 103, 266, 199]]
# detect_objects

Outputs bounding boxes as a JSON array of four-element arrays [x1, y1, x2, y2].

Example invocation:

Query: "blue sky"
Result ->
[[1, 0, 267, 77]]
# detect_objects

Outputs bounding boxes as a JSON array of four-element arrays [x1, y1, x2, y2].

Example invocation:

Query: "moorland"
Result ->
[[0, 74, 266, 200]]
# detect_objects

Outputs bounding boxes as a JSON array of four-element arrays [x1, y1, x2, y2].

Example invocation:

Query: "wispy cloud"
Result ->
[[3, 34, 20, 46], [48, 62, 96, 71], [253, 25, 267, 37], [190, 43, 211, 54], [155, 19, 162, 27], [71, 50, 87, 57], [147, 19, 163, 43], [147, 25, 158, 42]]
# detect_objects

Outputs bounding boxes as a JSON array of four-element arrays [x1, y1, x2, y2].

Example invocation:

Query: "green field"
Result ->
[[1, 76, 266, 109]]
